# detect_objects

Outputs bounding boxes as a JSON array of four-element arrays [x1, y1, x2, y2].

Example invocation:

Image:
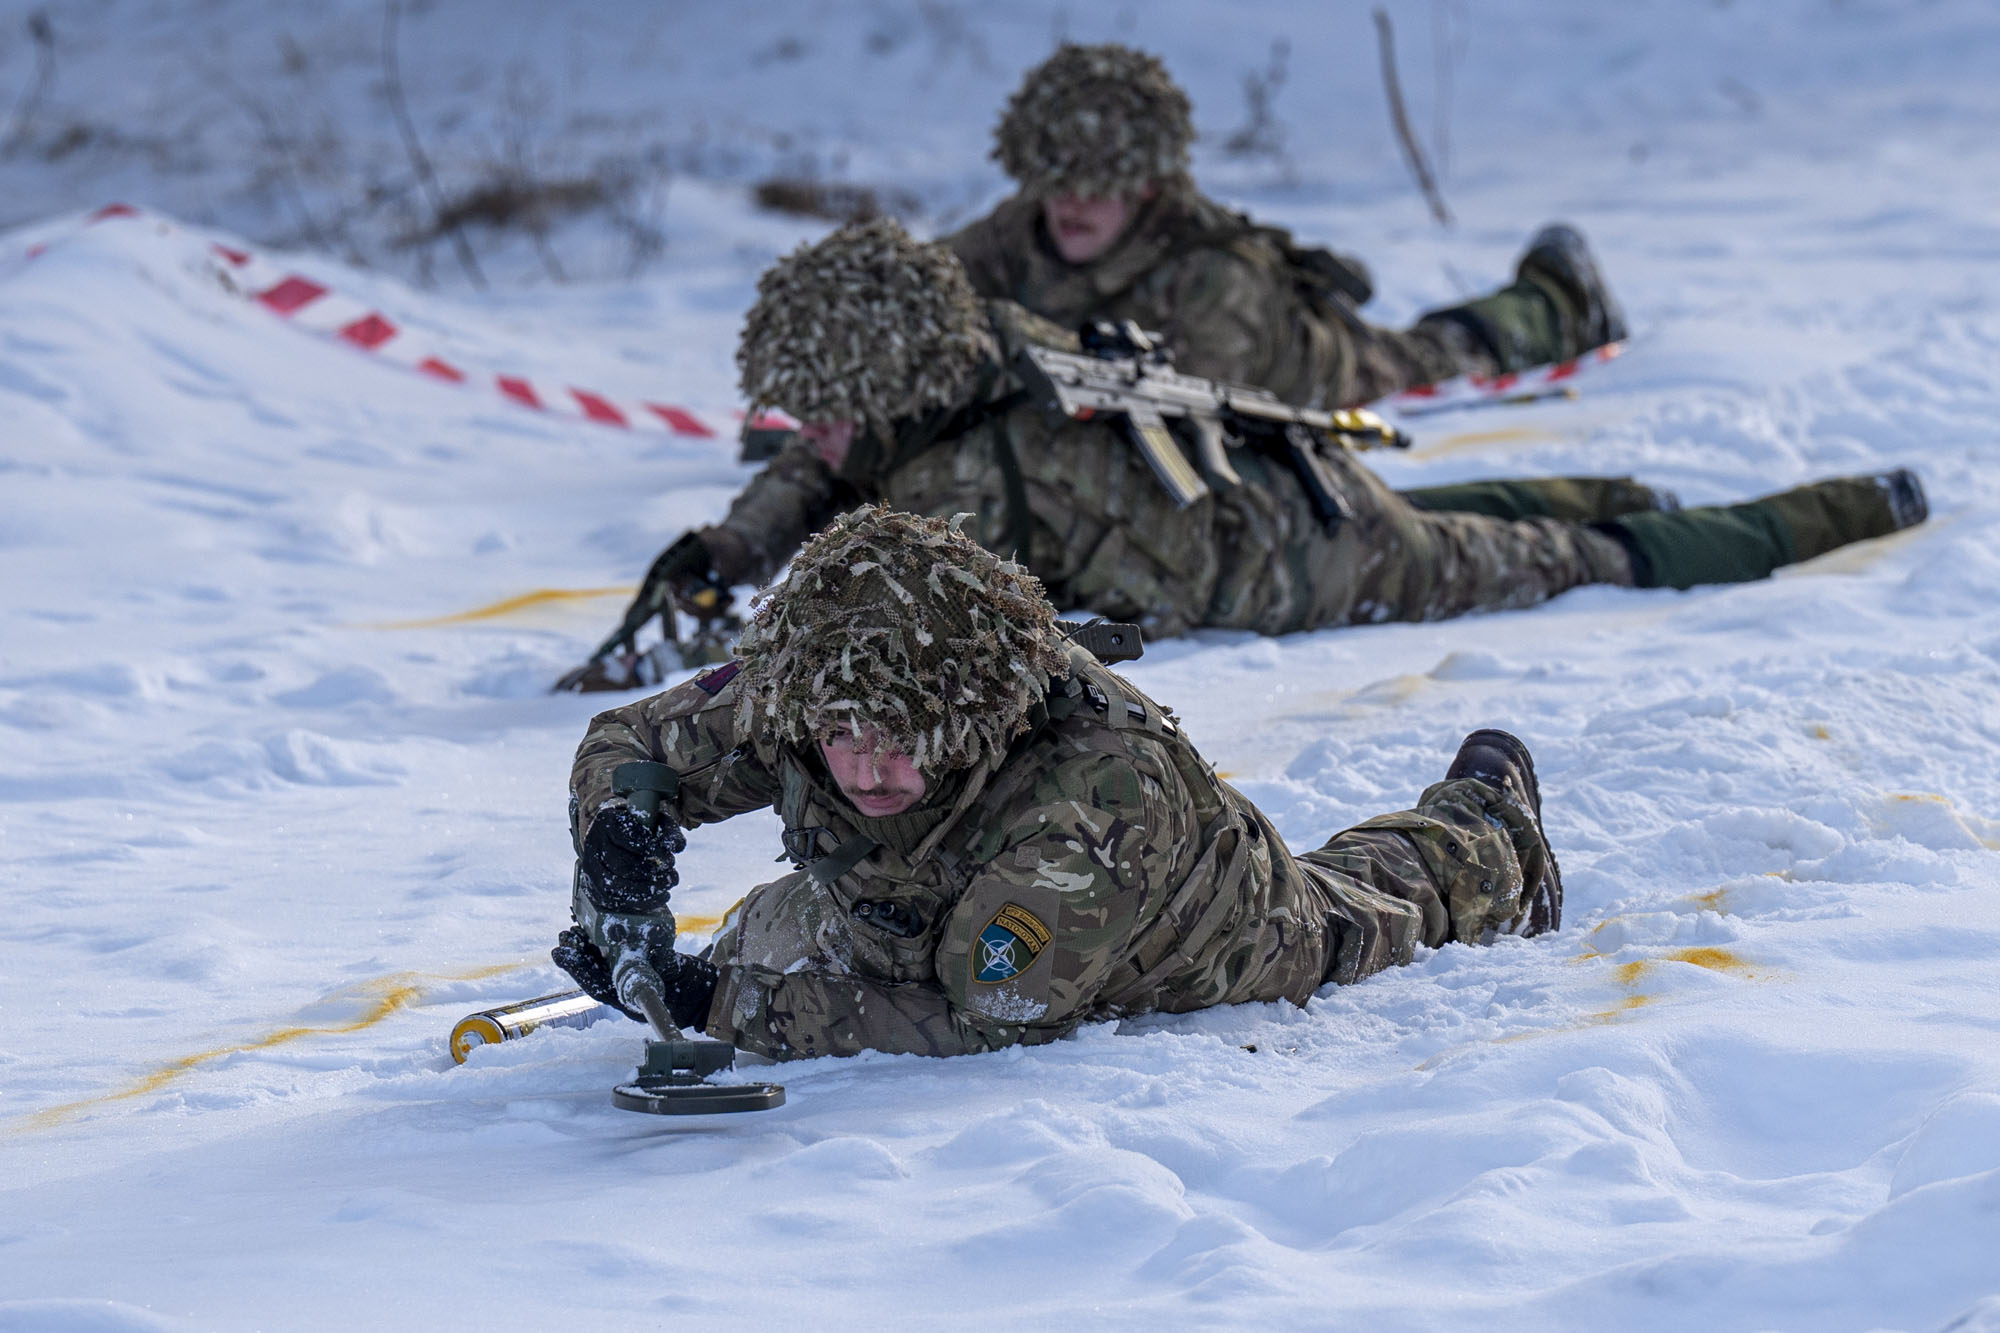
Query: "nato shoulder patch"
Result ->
[[694, 661, 743, 695], [974, 902, 1054, 984]]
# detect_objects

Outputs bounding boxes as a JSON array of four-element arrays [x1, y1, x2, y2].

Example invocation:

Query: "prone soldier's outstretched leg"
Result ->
[[1331, 224, 1627, 405], [1273, 451, 1639, 631], [1257, 455, 1926, 632], [1298, 730, 1561, 988], [1400, 475, 1679, 524], [1601, 468, 1928, 589]]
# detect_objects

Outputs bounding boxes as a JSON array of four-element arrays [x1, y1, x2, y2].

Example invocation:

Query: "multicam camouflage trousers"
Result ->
[[702, 772, 1550, 1048], [1300, 773, 1556, 987], [1207, 446, 1638, 635]]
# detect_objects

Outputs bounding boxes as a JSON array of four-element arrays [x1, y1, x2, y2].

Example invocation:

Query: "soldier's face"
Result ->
[[1043, 192, 1140, 264], [801, 419, 857, 470], [820, 724, 927, 817]]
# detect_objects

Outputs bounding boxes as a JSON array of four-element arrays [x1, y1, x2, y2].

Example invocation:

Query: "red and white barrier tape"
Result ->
[[1378, 342, 1623, 417], [23, 203, 1613, 433], [21, 204, 779, 442]]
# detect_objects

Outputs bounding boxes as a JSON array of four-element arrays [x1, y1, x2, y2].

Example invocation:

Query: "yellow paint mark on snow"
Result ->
[[1611, 946, 1756, 990], [1337, 673, 1427, 710], [1667, 946, 1756, 976], [1584, 993, 1656, 1025], [1571, 916, 1629, 960], [1572, 944, 1761, 1028], [1412, 425, 1564, 456], [1269, 671, 1435, 732], [1870, 792, 2000, 851], [1686, 886, 1733, 915], [364, 585, 634, 630], [1455, 933, 1774, 1060], [1612, 959, 1653, 988]]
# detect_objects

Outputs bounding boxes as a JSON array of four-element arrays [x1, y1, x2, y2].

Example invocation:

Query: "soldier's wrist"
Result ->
[[695, 524, 754, 587]]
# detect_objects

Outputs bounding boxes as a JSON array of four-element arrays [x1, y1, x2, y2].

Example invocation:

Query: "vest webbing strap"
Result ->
[[806, 834, 880, 886]]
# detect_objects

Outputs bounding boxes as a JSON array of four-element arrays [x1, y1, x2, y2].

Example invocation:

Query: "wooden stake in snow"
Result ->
[[1372, 8, 1454, 228]]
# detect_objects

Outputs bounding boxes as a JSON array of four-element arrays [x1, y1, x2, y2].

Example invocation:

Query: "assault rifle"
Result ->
[[1013, 321, 1410, 526]]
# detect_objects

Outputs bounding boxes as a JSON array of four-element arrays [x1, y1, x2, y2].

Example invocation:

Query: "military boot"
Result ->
[[1411, 223, 1625, 373], [1514, 222, 1628, 352], [1763, 466, 1927, 560], [1444, 728, 1562, 935]]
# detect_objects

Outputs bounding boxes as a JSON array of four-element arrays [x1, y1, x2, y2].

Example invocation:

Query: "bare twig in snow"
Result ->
[[1429, 0, 1464, 180], [752, 176, 918, 225], [1372, 8, 1453, 228], [1222, 39, 1291, 163], [382, 0, 485, 289], [2, 10, 57, 159]]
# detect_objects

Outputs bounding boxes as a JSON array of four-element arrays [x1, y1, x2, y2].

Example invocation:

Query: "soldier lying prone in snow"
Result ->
[[553, 506, 1565, 1059]]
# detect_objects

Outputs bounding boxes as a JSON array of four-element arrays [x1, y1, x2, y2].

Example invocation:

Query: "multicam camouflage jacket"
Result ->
[[945, 183, 1468, 409], [570, 645, 1331, 1060], [699, 300, 1628, 639]]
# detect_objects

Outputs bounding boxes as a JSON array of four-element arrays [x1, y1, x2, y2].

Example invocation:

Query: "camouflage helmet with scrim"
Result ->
[[735, 505, 1071, 774], [993, 42, 1194, 199], [736, 218, 996, 439]]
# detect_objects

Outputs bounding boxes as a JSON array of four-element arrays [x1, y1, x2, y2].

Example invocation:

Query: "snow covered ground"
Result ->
[[3, 2, 1999, 1328]]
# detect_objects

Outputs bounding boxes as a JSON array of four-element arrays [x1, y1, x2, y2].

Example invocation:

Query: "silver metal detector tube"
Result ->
[[613, 957, 685, 1042]]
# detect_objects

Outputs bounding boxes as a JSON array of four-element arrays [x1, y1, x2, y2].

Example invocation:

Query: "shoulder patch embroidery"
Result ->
[[694, 661, 743, 695], [974, 903, 1053, 984]]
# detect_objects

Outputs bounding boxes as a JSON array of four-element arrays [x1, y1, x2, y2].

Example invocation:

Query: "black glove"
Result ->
[[554, 533, 734, 693], [552, 924, 630, 1015], [579, 803, 686, 914], [652, 949, 719, 1030], [636, 531, 722, 619], [550, 926, 718, 1030]]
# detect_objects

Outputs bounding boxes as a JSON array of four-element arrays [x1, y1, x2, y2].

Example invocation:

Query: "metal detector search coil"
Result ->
[[613, 1038, 785, 1115]]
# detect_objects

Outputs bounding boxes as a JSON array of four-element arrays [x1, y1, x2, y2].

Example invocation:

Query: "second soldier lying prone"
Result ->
[[560, 219, 1925, 690]]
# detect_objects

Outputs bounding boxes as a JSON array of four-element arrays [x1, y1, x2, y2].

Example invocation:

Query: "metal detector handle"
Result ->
[[614, 957, 685, 1042], [605, 761, 687, 1042], [610, 761, 680, 828]]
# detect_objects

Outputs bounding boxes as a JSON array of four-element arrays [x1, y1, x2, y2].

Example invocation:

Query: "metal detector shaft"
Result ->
[[615, 959, 685, 1042]]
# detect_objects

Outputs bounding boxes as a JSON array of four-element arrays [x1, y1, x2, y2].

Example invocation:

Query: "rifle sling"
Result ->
[[924, 383, 1035, 558], [992, 417, 1033, 560]]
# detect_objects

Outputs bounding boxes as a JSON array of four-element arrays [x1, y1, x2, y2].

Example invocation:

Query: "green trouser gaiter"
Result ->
[[1401, 476, 1675, 524], [1604, 474, 1904, 590], [1412, 279, 1567, 372]]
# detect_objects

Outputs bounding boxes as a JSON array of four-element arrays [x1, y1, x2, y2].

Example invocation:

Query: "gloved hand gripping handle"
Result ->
[[607, 760, 685, 1039], [590, 532, 727, 662], [615, 957, 684, 1042]]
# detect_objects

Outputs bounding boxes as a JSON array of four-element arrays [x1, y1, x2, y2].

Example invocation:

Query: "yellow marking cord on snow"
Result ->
[[10, 913, 729, 1136], [365, 585, 634, 630]]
